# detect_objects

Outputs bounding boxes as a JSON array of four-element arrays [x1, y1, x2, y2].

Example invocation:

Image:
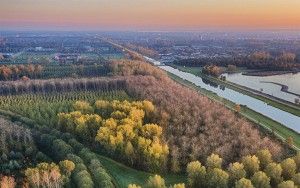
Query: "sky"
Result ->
[[1, 0, 300, 31]]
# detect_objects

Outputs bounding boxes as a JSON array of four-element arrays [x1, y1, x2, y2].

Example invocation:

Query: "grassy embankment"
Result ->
[[167, 72, 300, 151], [174, 65, 300, 117]]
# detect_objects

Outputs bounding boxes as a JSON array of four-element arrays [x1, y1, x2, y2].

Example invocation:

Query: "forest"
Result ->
[[0, 60, 109, 81], [0, 57, 298, 188]]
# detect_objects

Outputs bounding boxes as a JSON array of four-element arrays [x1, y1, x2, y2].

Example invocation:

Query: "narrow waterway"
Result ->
[[144, 56, 300, 133]]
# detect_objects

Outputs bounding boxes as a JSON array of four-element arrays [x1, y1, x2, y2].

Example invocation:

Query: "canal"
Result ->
[[144, 56, 300, 133]]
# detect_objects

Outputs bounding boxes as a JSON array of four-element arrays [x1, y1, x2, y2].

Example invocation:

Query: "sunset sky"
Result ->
[[1, 0, 300, 31]]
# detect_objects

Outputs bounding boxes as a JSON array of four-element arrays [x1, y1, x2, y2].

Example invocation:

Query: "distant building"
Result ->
[[54, 53, 80, 63]]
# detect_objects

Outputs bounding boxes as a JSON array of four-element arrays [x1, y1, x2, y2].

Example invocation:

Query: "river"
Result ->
[[144, 56, 300, 133], [223, 72, 300, 103]]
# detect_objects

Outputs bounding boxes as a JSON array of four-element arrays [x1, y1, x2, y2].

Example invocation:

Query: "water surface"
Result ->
[[223, 72, 300, 103]]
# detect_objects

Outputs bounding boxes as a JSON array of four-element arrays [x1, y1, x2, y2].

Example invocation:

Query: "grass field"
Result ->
[[168, 72, 300, 151], [174, 65, 300, 117], [98, 155, 186, 188]]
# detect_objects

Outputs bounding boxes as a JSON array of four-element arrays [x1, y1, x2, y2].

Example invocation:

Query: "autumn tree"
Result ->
[[251, 171, 271, 188], [280, 158, 296, 180], [128, 184, 142, 188], [206, 153, 223, 170], [73, 101, 94, 114], [60, 100, 169, 172], [292, 173, 300, 186], [186, 161, 206, 188], [145, 175, 166, 188], [265, 162, 283, 186], [228, 162, 246, 186], [59, 160, 75, 177], [277, 180, 296, 188], [250, 51, 271, 62], [235, 104, 241, 113], [170, 183, 185, 188], [278, 52, 296, 63], [242, 155, 260, 177], [256, 149, 272, 170], [207, 168, 229, 188], [25, 162, 63, 188], [235, 178, 254, 188], [286, 137, 294, 147], [0, 176, 16, 188]]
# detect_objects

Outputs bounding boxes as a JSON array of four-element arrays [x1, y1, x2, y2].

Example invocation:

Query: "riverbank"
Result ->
[[172, 65, 300, 117], [243, 70, 299, 76]]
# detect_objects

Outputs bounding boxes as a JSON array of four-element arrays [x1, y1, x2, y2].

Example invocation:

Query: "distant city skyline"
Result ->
[[1, 0, 300, 31]]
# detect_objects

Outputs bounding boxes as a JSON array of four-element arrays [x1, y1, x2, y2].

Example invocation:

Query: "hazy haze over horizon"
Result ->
[[1, 0, 300, 31]]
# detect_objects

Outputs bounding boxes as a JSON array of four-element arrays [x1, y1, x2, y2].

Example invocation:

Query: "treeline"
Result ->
[[202, 65, 223, 77], [128, 150, 300, 188], [109, 59, 166, 80], [58, 100, 169, 172], [0, 64, 43, 80], [0, 77, 126, 95], [174, 51, 300, 71], [185, 150, 300, 188], [124, 43, 159, 58], [42, 63, 110, 79]]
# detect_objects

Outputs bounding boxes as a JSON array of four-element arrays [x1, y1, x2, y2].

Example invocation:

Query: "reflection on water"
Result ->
[[202, 77, 219, 88], [160, 65, 300, 133], [223, 72, 300, 103]]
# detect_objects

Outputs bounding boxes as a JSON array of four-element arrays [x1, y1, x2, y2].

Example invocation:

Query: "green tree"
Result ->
[[186, 161, 206, 188], [206, 153, 223, 169], [251, 171, 270, 188], [265, 162, 283, 186], [281, 158, 296, 180], [242, 155, 260, 177], [207, 168, 229, 188], [235, 178, 254, 188]]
